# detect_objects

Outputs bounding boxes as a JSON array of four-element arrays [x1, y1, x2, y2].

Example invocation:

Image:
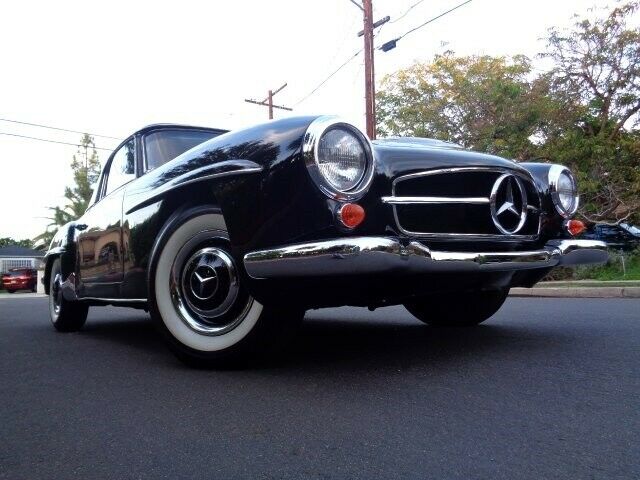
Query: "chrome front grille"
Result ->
[[382, 167, 541, 239]]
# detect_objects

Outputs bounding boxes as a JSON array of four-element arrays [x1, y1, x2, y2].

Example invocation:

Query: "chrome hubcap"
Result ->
[[170, 231, 250, 336], [51, 273, 62, 315], [180, 248, 239, 319]]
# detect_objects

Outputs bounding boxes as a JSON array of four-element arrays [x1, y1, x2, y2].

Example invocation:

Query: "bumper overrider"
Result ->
[[243, 238, 608, 279]]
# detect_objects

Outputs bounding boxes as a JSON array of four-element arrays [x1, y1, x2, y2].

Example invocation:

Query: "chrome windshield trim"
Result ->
[[244, 237, 608, 279], [381, 196, 490, 205]]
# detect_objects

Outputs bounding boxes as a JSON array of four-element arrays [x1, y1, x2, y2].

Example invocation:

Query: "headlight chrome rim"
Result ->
[[302, 116, 375, 201], [549, 164, 579, 218]]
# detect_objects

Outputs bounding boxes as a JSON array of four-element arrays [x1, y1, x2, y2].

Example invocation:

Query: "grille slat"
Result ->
[[385, 167, 541, 239]]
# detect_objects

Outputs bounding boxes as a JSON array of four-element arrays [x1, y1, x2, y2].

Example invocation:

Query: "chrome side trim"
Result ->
[[243, 237, 608, 279], [381, 196, 490, 205], [387, 166, 542, 241], [125, 160, 263, 215], [60, 273, 148, 303], [80, 297, 147, 303]]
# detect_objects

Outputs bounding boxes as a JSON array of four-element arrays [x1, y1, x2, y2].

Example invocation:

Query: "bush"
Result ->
[[544, 248, 640, 281]]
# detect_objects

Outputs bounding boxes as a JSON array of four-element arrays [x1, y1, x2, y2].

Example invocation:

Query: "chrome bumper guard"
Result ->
[[243, 238, 608, 279]]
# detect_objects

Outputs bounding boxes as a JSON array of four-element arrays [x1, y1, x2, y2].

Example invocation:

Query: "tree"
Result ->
[[35, 134, 102, 247], [377, 53, 549, 160], [0, 238, 34, 249], [540, 1, 640, 223], [376, 1, 640, 224]]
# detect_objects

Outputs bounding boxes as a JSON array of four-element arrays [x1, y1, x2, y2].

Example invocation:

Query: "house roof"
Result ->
[[0, 246, 44, 258]]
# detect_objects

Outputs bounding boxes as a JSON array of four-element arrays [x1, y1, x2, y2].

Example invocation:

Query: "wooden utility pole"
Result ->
[[363, 0, 376, 139], [244, 83, 292, 120], [352, 0, 388, 139]]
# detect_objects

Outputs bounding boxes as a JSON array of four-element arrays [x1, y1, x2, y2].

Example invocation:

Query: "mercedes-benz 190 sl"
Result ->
[[43, 116, 608, 366]]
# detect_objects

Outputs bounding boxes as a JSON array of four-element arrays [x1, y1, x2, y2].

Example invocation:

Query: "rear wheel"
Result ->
[[404, 288, 509, 327], [7, 290, 15, 294], [149, 206, 303, 367], [49, 259, 89, 332]]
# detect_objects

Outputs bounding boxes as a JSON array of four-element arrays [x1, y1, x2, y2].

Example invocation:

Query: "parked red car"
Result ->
[[2, 268, 37, 293]]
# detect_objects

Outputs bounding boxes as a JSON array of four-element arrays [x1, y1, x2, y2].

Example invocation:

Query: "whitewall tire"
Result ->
[[149, 206, 302, 366]]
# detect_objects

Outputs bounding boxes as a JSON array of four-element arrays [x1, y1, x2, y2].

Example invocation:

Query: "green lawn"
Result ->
[[573, 251, 640, 281]]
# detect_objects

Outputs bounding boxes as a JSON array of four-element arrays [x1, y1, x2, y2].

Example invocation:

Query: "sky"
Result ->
[[0, 0, 609, 240]]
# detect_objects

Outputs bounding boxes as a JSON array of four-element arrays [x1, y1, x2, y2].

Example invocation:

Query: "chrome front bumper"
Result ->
[[243, 238, 608, 279]]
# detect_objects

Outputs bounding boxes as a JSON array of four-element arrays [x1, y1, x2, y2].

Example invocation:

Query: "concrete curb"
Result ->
[[0, 293, 46, 300], [511, 287, 640, 298]]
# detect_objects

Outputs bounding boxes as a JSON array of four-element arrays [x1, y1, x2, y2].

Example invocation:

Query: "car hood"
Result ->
[[372, 136, 526, 179]]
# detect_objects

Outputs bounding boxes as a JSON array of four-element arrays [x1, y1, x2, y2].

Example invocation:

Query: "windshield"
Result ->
[[144, 130, 220, 171]]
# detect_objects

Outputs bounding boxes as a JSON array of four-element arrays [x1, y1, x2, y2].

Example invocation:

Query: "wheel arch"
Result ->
[[42, 222, 81, 295]]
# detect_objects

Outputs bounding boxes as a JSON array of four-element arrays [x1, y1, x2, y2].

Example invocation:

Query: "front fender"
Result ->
[[124, 116, 331, 257]]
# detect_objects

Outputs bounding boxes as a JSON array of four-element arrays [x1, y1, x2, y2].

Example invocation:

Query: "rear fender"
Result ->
[[43, 222, 81, 294]]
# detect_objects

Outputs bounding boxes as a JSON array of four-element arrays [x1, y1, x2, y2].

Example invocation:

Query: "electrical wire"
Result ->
[[389, 0, 426, 24], [0, 132, 114, 151], [396, 0, 473, 42], [298, 0, 472, 105], [293, 49, 363, 106], [0, 117, 122, 141]]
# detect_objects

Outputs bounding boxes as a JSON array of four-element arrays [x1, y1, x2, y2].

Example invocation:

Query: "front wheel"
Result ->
[[49, 259, 89, 332], [149, 207, 303, 367], [404, 288, 509, 327]]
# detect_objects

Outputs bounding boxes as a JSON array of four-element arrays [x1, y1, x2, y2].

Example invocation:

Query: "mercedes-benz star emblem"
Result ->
[[190, 264, 219, 301], [490, 174, 528, 235]]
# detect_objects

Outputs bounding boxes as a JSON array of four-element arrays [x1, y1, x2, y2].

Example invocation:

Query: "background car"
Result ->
[[2, 267, 37, 293], [582, 223, 640, 251]]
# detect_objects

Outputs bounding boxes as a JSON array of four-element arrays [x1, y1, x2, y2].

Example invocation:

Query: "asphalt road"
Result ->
[[0, 296, 638, 480]]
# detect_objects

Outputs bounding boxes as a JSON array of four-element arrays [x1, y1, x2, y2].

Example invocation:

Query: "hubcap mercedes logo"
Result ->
[[490, 174, 528, 235], [189, 263, 219, 301]]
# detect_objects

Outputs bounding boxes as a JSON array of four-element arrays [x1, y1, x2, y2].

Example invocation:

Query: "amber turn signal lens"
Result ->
[[338, 203, 365, 228], [566, 219, 586, 236]]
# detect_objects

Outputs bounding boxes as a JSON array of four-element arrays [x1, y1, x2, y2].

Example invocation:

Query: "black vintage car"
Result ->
[[44, 116, 608, 365]]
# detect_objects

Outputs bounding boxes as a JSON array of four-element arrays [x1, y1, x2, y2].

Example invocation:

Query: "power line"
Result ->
[[0, 117, 122, 141], [389, 0, 426, 24], [0, 132, 114, 151], [397, 0, 473, 41], [296, 1, 391, 109], [293, 49, 363, 106]]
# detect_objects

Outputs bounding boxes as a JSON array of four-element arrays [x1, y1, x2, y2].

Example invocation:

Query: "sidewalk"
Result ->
[[0, 292, 46, 299], [511, 280, 640, 298]]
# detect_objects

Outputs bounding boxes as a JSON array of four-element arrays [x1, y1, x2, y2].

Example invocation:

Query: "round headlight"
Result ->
[[549, 165, 579, 217], [317, 128, 367, 192], [303, 116, 374, 200]]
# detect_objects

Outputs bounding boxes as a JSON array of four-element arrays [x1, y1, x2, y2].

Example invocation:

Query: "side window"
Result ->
[[105, 139, 135, 196]]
